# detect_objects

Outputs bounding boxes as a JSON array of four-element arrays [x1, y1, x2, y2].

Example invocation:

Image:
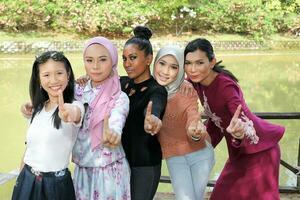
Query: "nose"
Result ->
[[161, 66, 170, 75], [123, 59, 130, 68], [191, 63, 197, 73], [92, 61, 99, 70], [50, 74, 58, 83]]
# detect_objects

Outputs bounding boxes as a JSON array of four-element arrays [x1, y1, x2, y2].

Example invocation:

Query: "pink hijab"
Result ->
[[83, 37, 121, 149]]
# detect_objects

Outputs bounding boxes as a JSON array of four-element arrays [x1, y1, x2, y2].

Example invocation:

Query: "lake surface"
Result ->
[[0, 50, 300, 195]]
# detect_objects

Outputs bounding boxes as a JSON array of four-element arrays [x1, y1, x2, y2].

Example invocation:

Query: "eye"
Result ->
[[129, 56, 137, 61], [122, 56, 127, 62], [171, 65, 178, 70], [184, 61, 191, 65], [86, 59, 93, 63], [99, 58, 107, 62], [158, 61, 165, 66]]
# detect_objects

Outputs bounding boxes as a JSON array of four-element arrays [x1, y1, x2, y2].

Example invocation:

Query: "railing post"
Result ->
[[297, 138, 300, 191]]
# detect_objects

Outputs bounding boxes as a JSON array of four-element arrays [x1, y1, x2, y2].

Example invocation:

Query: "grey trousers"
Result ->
[[130, 163, 162, 200]]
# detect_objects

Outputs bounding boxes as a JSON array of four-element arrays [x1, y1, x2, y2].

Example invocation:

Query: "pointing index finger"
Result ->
[[58, 90, 64, 108], [103, 116, 109, 132], [145, 101, 153, 118], [232, 104, 242, 121]]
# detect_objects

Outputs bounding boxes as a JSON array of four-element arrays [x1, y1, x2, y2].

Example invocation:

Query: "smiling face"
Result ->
[[39, 59, 69, 99], [122, 44, 152, 83], [84, 44, 112, 87], [154, 55, 179, 86], [184, 49, 216, 86]]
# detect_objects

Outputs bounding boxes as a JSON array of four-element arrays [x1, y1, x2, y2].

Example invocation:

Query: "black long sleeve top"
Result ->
[[121, 76, 168, 167]]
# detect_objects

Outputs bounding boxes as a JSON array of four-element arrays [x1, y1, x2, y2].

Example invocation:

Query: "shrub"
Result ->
[[0, 0, 299, 39]]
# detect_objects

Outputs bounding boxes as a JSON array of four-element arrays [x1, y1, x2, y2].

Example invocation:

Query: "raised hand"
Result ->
[[58, 90, 80, 123], [187, 119, 207, 141], [21, 102, 33, 118], [102, 116, 121, 148], [179, 80, 194, 96], [76, 74, 89, 87], [226, 105, 245, 139], [144, 101, 162, 135]]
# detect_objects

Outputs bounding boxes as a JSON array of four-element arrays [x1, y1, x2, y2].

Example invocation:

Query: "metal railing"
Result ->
[[159, 112, 300, 193], [1, 112, 300, 193]]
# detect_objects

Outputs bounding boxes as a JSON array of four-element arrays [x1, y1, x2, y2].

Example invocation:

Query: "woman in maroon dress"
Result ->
[[184, 38, 285, 200]]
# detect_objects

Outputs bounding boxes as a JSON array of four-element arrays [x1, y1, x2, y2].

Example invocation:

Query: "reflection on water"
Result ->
[[1, 51, 300, 190]]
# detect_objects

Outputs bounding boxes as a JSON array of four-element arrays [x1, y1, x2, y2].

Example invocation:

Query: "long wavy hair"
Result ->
[[29, 51, 75, 129], [184, 38, 238, 82]]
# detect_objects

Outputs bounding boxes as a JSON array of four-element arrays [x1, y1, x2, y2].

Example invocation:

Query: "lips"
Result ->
[[90, 72, 101, 76], [125, 68, 134, 74], [187, 74, 200, 80], [157, 74, 169, 82], [49, 85, 62, 91]]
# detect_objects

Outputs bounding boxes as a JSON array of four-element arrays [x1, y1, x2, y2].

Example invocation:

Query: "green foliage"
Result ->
[[0, 0, 299, 39], [97, 0, 159, 35]]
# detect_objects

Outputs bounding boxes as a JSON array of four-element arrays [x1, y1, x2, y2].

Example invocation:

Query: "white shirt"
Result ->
[[24, 101, 84, 172]]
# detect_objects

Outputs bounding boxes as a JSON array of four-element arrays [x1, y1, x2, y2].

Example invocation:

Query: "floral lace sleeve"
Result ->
[[109, 92, 129, 135], [223, 83, 259, 146], [71, 100, 85, 127]]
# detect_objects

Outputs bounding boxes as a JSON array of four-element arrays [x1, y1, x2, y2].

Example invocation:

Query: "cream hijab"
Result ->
[[153, 45, 185, 97]]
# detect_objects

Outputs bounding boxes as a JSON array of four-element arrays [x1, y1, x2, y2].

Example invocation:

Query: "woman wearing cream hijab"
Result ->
[[153, 45, 215, 200]]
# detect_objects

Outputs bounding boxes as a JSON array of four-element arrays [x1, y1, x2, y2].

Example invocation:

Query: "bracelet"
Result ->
[[191, 135, 201, 141]]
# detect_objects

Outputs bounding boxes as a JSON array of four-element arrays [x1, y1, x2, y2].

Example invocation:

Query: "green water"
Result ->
[[0, 51, 300, 196]]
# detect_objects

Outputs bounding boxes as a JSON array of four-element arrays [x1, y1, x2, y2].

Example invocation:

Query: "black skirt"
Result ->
[[12, 164, 75, 200]]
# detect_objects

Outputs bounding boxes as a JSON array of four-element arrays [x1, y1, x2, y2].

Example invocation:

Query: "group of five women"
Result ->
[[14, 26, 284, 200]]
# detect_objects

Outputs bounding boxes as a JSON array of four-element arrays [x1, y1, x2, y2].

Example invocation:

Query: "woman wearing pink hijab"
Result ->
[[72, 37, 131, 199]]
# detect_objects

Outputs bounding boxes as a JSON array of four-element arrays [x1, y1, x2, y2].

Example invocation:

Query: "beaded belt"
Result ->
[[25, 164, 67, 177]]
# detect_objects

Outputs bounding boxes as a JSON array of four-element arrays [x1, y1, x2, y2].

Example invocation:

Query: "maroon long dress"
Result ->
[[191, 73, 285, 200]]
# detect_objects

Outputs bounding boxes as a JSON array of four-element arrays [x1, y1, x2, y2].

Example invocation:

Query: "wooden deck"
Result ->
[[154, 192, 300, 200], [1, 172, 299, 199], [0, 170, 18, 185]]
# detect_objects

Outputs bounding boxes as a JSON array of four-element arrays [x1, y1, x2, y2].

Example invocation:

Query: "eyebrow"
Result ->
[[122, 53, 137, 59], [159, 59, 179, 66], [40, 69, 65, 73], [128, 53, 137, 56], [159, 58, 179, 66], [85, 55, 108, 58], [186, 58, 204, 62]]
